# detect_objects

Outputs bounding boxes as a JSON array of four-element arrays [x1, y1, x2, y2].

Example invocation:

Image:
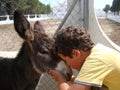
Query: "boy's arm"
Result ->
[[59, 82, 91, 90], [48, 70, 91, 90]]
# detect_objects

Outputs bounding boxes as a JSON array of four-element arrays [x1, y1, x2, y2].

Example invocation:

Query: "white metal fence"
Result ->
[[0, 14, 64, 25], [95, 9, 120, 23]]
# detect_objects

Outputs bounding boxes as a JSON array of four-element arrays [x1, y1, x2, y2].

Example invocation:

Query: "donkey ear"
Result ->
[[34, 21, 45, 33], [14, 9, 34, 41]]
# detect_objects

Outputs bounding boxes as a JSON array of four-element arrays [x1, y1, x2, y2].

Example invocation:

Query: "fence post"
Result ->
[[54, 0, 89, 37], [55, 0, 89, 29], [64, 0, 84, 27], [83, 0, 89, 29], [6, 15, 10, 21], [67, 0, 89, 29]]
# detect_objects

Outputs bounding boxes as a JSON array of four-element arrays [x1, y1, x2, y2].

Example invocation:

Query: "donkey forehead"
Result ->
[[35, 37, 53, 48], [33, 33, 54, 52]]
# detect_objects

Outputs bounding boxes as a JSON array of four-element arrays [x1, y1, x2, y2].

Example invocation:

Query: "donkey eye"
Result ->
[[37, 52, 42, 56], [37, 51, 48, 56]]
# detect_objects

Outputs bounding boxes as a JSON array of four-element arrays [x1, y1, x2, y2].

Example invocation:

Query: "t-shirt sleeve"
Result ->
[[74, 58, 112, 87]]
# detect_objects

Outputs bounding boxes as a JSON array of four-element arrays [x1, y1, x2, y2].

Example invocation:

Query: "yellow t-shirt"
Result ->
[[74, 43, 120, 90]]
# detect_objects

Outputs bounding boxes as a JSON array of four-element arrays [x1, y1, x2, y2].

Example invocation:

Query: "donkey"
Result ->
[[0, 9, 72, 90]]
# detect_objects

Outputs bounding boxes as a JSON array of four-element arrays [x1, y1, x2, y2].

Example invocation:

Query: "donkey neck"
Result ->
[[14, 42, 32, 68]]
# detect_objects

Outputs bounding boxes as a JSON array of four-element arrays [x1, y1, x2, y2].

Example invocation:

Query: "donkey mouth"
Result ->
[[55, 61, 73, 81]]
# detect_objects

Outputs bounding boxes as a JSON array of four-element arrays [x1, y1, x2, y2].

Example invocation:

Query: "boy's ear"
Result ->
[[72, 49, 81, 57]]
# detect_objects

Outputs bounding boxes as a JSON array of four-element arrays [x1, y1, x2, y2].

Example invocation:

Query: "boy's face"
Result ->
[[58, 49, 82, 70]]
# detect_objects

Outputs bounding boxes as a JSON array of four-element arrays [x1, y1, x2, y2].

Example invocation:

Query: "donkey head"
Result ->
[[13, 9, 72, 81]]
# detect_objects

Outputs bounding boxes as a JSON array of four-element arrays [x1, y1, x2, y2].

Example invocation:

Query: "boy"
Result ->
[[49, 25, 120, 90]]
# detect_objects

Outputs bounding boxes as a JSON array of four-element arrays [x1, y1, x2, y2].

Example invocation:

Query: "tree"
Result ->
[[0, 0, 52, 15], [103, 4, 110, 13], [45, 5, 52, 14], [18, 0, 39, 14], [103, 4, 110, 17], [110, 0, 120, 15], [0, 0, 15, 15]]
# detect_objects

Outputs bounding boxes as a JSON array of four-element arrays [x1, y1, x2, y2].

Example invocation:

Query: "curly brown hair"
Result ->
[[54, 25, 94, 57]]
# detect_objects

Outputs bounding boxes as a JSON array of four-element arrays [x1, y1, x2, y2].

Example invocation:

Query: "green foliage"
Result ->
[[0, 0, 52, 15], [0, 0, 14, 15], [18, 0, 52, 14], [34, 2, 52, 14], [103, 4, 110, 13], [111, 0, 120, 14]]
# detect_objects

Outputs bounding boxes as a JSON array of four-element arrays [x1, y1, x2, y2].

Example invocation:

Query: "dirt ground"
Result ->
[[0, 18, 120, 51], [98, 18, 120, 46], [0, 19, 61, 51]]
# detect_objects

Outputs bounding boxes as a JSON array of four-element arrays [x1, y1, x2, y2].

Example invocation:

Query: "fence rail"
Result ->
[[96, 10, 120, 23], [107, 15, 120, 23], [0, 13, 65, 25], [0, 14, 51, 25]]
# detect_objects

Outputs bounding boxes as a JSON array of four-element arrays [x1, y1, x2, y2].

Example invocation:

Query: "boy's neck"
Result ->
[[77, 50, 91, 71]]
